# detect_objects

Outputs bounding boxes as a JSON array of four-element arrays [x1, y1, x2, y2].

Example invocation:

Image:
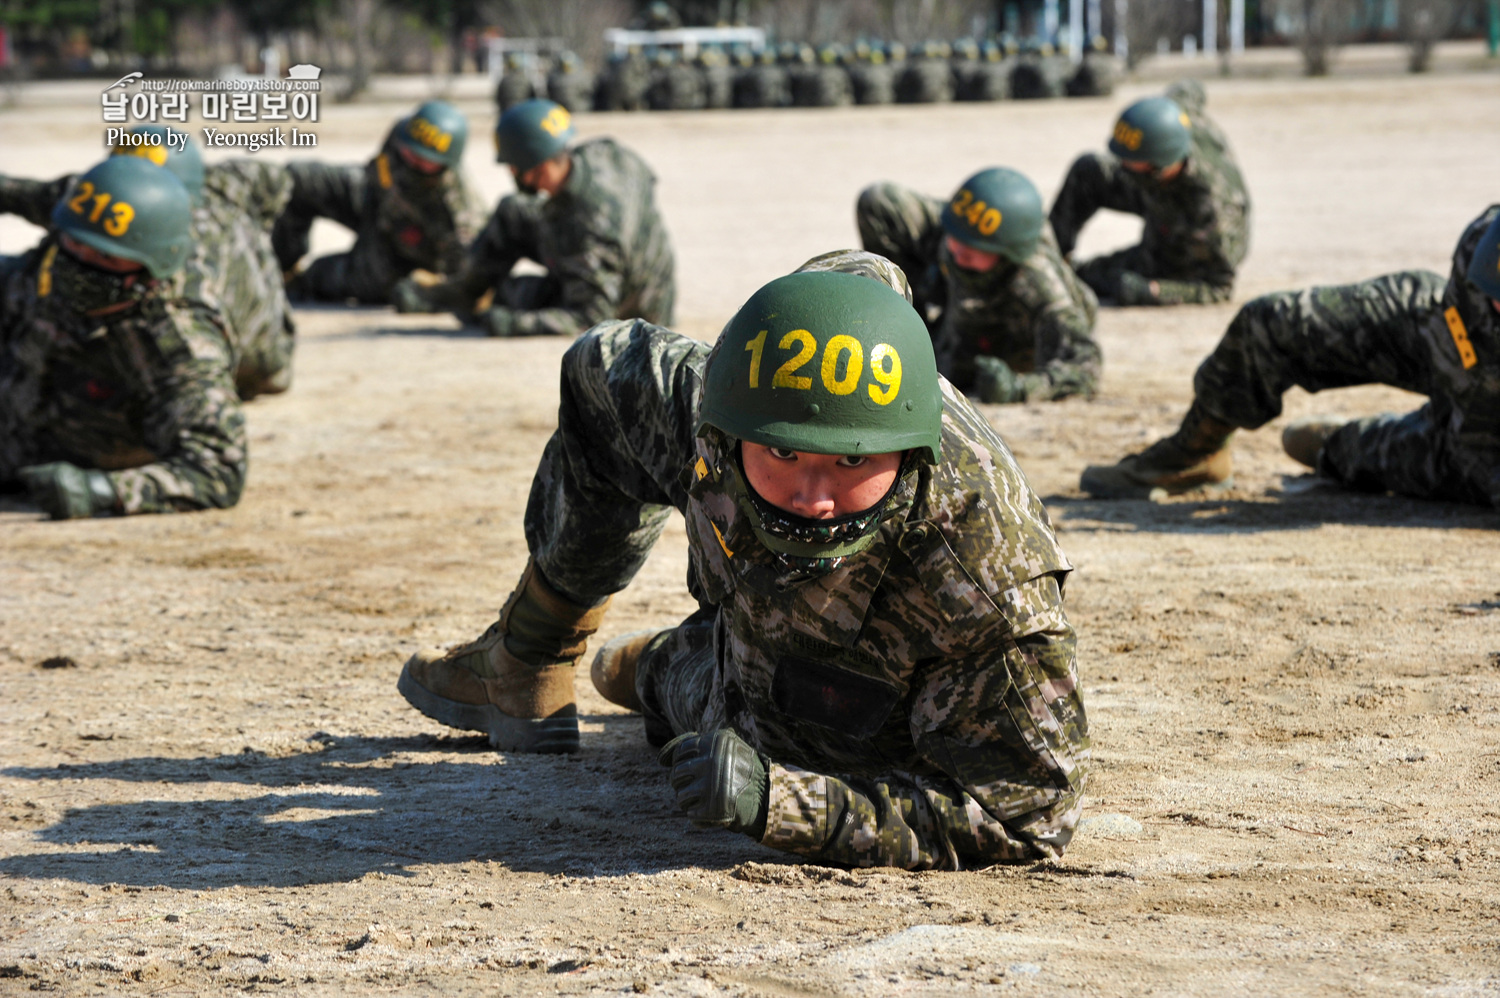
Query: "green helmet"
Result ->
[[392, 100, 468, 170], [940, 167, 1043, 263], [1108, 96, 1191, 168], [1466, 212, 1500, 299], [495, 98, 576, 172], [109, 125, 203, 204], [697, 271, 942, 464], [50, 156, 191, 277]]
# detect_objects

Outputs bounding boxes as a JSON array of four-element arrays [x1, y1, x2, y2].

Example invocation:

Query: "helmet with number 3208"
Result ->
[[697, 270, 942, 463], [50, 156, 192, 277]]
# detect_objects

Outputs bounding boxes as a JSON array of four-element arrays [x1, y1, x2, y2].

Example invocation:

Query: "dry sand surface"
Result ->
[[1, 71, 1498, 997]]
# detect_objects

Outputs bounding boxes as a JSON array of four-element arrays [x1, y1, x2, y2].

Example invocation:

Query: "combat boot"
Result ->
[[398, 562, 609, 754], [1080, 401, 1237, 498], [1281, 416, 1349, 469]]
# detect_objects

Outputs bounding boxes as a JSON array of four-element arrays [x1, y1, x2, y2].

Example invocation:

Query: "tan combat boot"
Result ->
[[398, 562, 610, 754], [590, 630, 676, 713], [1080, 401, 1237, 498], [1281, 416, 1350, 469]]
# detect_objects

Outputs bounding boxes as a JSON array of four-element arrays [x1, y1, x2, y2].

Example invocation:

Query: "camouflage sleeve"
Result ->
[[760, 573, 1089, 870], [1048, 153, 1143, 258], [0, 174, 74, 228], [1148, 273, 1234, 306], [507, 237, 628, 338], [204, 160, 292, 230], [1019, 273, 1102, 402], [106, 304, 248, 514]]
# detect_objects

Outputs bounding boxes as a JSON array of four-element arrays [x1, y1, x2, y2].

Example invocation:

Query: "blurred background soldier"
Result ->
[[857, 167, 1100, 404], [1066, 38, 1119, 97], [394, 256, 1090, 869], [733, 47, 789, 109], [598, 46, 652, 112], [1049, 81, 1251, 306], [1081, 206, 1500, 503], [896, 40, 953, 103], [272, 100, 483, 305], [845, 41, 895, 106], [546, 51, 595, 114], [696, 46, 734, 110], [954, 39, 1010, 101], [496, 50, 537, 110], [0, 125, 294, 400], [1, 158, 246, 519], [790, 44, 852, 108], [1009, 43, 1068, 99], [647, 48, 705, 111], [392, 99, 674, 338]]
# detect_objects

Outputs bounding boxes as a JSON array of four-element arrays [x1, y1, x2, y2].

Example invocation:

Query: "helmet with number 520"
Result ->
[[50, 156, 192, 277], [696, 271, 942, 463]]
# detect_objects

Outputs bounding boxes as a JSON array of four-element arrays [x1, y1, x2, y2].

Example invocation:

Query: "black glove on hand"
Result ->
[[659, 729, 769, 839], [18, 462, 117, 520]]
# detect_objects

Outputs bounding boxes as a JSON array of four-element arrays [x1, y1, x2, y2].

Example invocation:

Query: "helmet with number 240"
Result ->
[[697, 271, 943, 464]]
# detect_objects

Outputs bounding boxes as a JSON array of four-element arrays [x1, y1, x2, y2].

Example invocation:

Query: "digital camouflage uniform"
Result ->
[[519, 255, 1089, 869], [1194, 205, 1500, 507], [0, 240, 247, 513], [0, 162, 295, 400], [404, 138, 675, 337], [1049, 83, 1250, 305], [857, 183, 1102, 402], [271, 130, 483, 304]]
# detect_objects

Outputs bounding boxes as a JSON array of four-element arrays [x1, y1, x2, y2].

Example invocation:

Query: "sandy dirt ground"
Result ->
[[1, 69, 1498, 997]]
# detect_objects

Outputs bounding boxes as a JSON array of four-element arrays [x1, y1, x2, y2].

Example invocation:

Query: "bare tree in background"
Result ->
[[1263, 0, 1359, 75], [484, 0, 632, 64], [1122, 0, 1191, 69], [1399, 0, 1469, 72]]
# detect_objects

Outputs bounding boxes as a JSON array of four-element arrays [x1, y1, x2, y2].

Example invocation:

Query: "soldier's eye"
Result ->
[[837, 455, 867, 468], [768, 447, 796, 460]]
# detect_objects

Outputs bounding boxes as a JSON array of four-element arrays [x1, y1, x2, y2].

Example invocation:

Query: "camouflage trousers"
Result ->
[[1051, 153, 1230, 306], [854, 183, 944, 320], [524, 319, 714, 732], [272, 162, 407, 305], [235, 315, 295, 399], [1194, 271, 1490, 505]]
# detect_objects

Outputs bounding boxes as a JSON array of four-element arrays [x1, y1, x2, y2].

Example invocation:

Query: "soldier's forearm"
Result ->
[[107, 455, 246, 514], [508, 306, 592, 338], [1150, 275, 1233, 305], [0, 174, 73, 228]]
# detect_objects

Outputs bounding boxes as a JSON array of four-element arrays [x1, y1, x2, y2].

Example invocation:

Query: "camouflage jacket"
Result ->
[[0, 162, 291, 373], [683, 380, 1089, 869], [0, 240, 247, 513], [359, 134, 483, 273], [935, 226, 1102, 400], [1052, 100, 1250, 298], [1432, 205, 1500, 505], [451, 137, 675, 336]]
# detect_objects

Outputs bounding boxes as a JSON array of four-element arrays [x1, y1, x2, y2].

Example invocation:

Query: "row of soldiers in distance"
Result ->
[[2, 82, 1496, 522], [503, 39, 1118, 114]]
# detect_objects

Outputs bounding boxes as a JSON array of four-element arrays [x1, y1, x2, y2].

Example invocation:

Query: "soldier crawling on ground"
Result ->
[[1081, 206, 1500, 507], [394, 250, 1090, 870], [1, 158, 246, 520], [0, 125, 294, 401], [857, 167, 1101, 404], [392, 99, 675, 339], [272, 100, 484, 306], [1050, 81, 1251, 307]]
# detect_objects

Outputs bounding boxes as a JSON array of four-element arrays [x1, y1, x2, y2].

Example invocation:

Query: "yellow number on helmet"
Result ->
[[116, 144, 169, 167], [950, 188, 973, 215], [868, 343, 902, 405], [66, 181, 95, 216], [102, 201, 135, 237], [540, 107, 572, 137], [820, 335, 862, 396], [772, 330, 816, 390], [978, 207, 1001, 236]]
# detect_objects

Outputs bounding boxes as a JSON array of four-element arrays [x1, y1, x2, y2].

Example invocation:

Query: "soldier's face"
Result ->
[[58, 234, 144, 275], [396, 144, 446, 176], [945, 236, 1000, 274], [741, 442, 903, 519], [1121, 158, 1184, 181], [512, 154, 572, 197]]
